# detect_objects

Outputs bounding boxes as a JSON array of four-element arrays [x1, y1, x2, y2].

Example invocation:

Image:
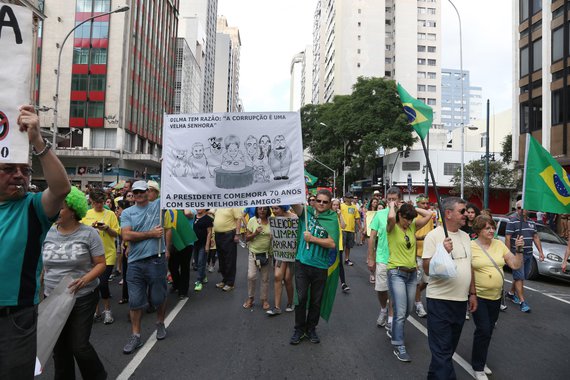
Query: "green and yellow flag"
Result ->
[[523, 135, 570, 213], [397, 83, 433, 140], [304, 169, 318, 187]]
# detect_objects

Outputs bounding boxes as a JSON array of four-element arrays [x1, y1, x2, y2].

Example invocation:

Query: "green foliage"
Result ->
[[300, 77, 415, 191], [501, 134, 512, 164], [451, 159, 516, 202]]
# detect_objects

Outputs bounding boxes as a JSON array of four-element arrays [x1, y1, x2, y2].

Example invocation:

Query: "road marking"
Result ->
[[117, 298, 188, 380], [504, 279, 570, 306], [407, 316, 476, 379]]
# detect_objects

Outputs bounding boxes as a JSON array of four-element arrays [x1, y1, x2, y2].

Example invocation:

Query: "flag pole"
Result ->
[[520, 133, 530, 232], [420, 137, 448, 237]]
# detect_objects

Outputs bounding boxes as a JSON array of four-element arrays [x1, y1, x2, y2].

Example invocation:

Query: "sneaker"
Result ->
[[369, 274, 375, 284], [386, 327, 392, 339], [93, 313, 102, 323], [500, 303, 508, 311], [208, 265, 214, 273], [103, 310, 114, 325], [416, 303, 427, 318], [393, 345, 411, 362], [484, 365, 492, 375], [341, 283, 351, 293], [266, 307, 282, 316], [156, 322, 167, 340], [203, 276, 208, 284], [307, 329, 320, 344], [385, 321, 392, 331], [285, 304, 295, 312], [215, 282, 225, 289], [506, 292, 521, 304], [466, 311, 470, 320], [123, 335, 143, 354], [474, 371, 489, 380], [194, 282, 203, 292], [345, 259, 354, 266], [377, 310, 388, 327], [222, 285, 234, 292], [520, 301, 531, 312], [290, 329, 305, 345]]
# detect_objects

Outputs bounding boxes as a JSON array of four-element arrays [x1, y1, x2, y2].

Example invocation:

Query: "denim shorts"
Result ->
[[512, 254, 533, 280], [126, 255, 168, 309]]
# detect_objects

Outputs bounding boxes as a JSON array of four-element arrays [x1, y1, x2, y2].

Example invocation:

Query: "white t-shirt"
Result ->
[[422, 226, 472, 302]]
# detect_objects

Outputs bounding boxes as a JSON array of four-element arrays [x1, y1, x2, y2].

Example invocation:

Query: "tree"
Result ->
[[301, 77, 415, 191], [501, 133, 512, 164], [450, 159, 516, 202]]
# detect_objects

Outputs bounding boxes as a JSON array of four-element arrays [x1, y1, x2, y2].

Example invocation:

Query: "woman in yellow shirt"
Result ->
[[243, 207, 272, 310], [470, 214, 523, 378]]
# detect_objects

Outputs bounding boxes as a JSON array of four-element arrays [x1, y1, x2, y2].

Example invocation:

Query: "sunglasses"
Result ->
[[315, 199, 330, 205], [0, 166, 33, 176], [132, 190, 147, 194], [404, 234, 411, 249], [308, 198, 316, 202], [458, 208, 466, 214], [516, 207, 522, 210]]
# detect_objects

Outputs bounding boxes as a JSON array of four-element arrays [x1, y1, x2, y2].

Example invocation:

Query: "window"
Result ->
[[427, 8, 436, 15], [520, 0, 529, 22], [418, 7, 426, 14], [530, 96, 542, 132], [357, 22, 361, 27], [93, 0, 111, 12], [402, 162, 421, 171], [418, 33, 426, 40], [90, 75, 106, 91], [427, 72, 436, 79], [385, 57, 391, 64], [427, 59, 436, 66], [427, 98, 436, 105], [418, 84, 426, 92], [76, 0, 91, 12], [552, 89, 563, 125], [70, 101, 86, 118], [532, 39, 542, 72], [90, 48, 107, 64], [520, 46, 529, 77], [428, 85, 436, 92], [520, 101, 531, 134], [91, 21, 109, 39], [73, 48, 89, 64], [418, 45, 426, 52], [428, 46, 436, 53], [444, 163, 461, 176], [71, 74, 88, 91], [386, 44, 391, 51], [418, 71, 426, 78], [74, 22, 91, 38], [532, 0, 541, 15], [418, 58, 426, 65], [357, 48, 361, 54], [91, 128, 117, 149], [87, 102, 105, 118], [427, 34, 436, 41]]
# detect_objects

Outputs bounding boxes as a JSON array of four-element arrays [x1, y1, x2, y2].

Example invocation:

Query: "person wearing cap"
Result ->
[[0, 105, 71, 379], [120, 180, 171, 354], [340, 192, 361, 266], [147, 180, 160, 201], [42, 187, 107, 379]]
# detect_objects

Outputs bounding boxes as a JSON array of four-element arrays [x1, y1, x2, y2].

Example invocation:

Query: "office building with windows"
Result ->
[[513, 0, 570, 168], [36, 0, 179, 188], [214, 16, 241, 112], [441, 68, 483, 130]]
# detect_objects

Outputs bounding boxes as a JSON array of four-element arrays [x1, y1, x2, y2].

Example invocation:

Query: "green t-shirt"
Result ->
[[387, 222, 417, 269], [369, 209, 389, 264], [296, 207, 338, 270], [247, 217, 271, 254]]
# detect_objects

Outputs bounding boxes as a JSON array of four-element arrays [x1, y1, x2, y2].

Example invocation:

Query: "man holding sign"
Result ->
[[0, 106, 71, 379]]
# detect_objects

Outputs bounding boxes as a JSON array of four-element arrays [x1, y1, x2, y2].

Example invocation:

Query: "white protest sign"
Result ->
[[161, 112, 305, 209], [269, 216, 298, 262], [0, 4, 33, 163]]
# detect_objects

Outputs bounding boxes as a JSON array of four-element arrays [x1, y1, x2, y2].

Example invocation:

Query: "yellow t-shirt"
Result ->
[[365, 210, 377, 236], [471, 239, 509, 300], [422, 227, 472, 302], [213, 208, 243, 233], [247, 218, 271, 254], [415, 214, 434, 257], [337, 218, 344, 251], [340, 203, 360, 232], [81, 209, 120, 265]]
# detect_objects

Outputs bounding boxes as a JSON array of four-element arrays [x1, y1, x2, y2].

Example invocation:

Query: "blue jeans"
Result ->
[[0, 305, 37, 380], [471, 297, 501, 371], [127, 255, 168, 309], [427, 298, 468, 380], [387, 269, 417, 346], [53, 291, 107, 379], [195, 245, 207, 282]]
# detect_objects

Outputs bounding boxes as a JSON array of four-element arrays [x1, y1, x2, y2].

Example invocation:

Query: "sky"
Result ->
[[217, 0, 512, 115]]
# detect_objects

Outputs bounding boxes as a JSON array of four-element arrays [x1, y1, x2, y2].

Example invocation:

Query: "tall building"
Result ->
[[441, 68, 483, 130], [179, 0, 218, 113], [36, 0, 179, 188], [310, 0, 441, 124], [214, 16, 241, 112], [173, 37, 202, 114], [512, 0, 569, 168]]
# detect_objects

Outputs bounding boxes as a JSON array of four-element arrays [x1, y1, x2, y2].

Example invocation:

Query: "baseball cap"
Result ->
[[132, 180, 148, 192], [373, 190, 380, 195], [344, 192, 353, 198], [147, 180, 160, 192]]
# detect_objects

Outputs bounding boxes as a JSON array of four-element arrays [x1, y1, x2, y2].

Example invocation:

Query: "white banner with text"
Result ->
[[269, 216, 298, 262]]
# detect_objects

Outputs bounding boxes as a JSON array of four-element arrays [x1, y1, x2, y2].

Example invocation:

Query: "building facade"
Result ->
[[213, 16, 241, 112], [173, 37, 201, 114], [441, 68, 483, 130], [512, 0, 570, 168], [309, 0, 441, 123], [36, 0, 178, 188]]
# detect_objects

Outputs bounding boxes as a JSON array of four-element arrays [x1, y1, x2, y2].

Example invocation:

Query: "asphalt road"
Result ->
[[38, 244, 570, 379]]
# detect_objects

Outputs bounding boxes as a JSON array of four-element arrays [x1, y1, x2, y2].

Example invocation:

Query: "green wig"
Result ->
[[65, 186, 88, 220]]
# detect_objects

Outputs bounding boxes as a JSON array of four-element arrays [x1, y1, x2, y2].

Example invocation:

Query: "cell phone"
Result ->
[[96, 222, 105, 227]]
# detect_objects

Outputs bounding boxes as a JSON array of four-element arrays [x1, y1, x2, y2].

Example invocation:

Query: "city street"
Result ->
[[39, 244, 569, 379]]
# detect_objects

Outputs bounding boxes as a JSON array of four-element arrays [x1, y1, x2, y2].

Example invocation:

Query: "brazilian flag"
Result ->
[[523, 135, 570, 213], [304, 169, 318, 187], [397, 83, 433, 140]]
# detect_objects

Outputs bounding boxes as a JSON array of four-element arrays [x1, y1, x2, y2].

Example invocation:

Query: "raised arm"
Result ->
[[386, 201, 397, 233], [415, 207, 435, 230]]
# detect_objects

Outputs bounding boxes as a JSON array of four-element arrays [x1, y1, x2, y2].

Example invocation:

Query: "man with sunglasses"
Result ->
[[0, 105, 71, 379], [422, 197, 478, 379], [340, 192, 361, 266], [120, 181, 170, 354], [290, 189, 339, 345]]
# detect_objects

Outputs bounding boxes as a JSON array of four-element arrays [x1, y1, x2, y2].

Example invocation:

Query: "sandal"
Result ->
[[243, 298, 254, 309], [118, 299, 129, 304], [262, 300, 271, 310]]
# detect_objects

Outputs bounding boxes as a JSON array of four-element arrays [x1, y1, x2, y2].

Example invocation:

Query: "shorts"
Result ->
[[512, 254, 533, 281], [126, 254, 168, 310], [374, 262, 388, 292], [342, 231, 355, 249], [416, 257, 429, 284]]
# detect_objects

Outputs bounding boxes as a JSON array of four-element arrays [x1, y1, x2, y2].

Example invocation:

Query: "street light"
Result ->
[[306, 156, 336, 197], [52, 5, 130, 149], [319, 121, 346, 195], [447, 0, 465, 199]]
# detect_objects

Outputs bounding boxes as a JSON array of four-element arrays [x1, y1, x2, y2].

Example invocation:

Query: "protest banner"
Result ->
[[269, 216, 298, 262], [160, 112, 305, 209], [0, 4, 33, 163]]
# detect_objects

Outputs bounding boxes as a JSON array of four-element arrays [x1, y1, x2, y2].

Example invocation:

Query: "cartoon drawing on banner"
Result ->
[[269, 134, 292, 180], [168, 132, 295, 190], [189, 142, 208, 179]]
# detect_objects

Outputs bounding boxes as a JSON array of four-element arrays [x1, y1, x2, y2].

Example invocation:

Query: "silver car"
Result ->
[[493, 216, 570, 281]]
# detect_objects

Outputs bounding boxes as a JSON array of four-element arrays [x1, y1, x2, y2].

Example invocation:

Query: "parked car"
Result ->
[[493, 215, 570, 281]]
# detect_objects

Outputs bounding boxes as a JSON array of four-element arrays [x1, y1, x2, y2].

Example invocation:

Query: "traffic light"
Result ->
[[403, 148, 411, 158], [105, 163, 113, 173]]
